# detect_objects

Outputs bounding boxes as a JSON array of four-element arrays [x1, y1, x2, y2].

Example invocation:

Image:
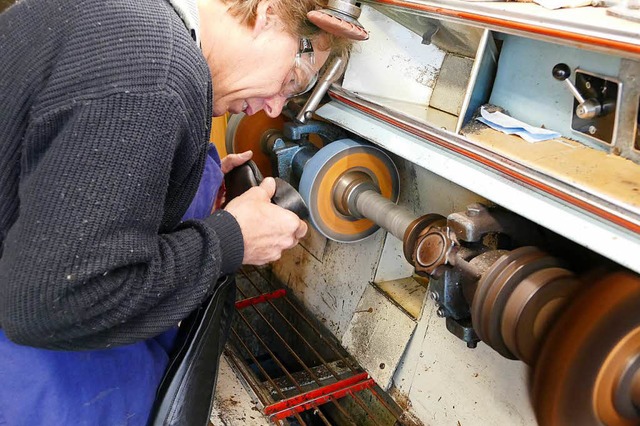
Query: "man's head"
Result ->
[[197, 0, 352, 117]]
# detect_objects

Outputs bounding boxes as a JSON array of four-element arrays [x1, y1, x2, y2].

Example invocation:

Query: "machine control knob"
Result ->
[[552, 63, 611, 120], [552, 63, 572, 81], [552, 63, 586, 104]]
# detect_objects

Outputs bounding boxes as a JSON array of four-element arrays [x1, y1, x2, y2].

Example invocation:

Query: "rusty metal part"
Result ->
[[483, 249, 561, 359], [463, 250, 509, 302], [447, 203, 543, 245], [500, 267, 580, 365], [298, 139, 400, 242], [402, 214, 447, 266], [226, 111, 285, 177], [471, 247, 536, 351], [472, 247, 565, 359], [413, 227, 457, 276], [447, 203, 505, 243], [532, 271, 640, 426]]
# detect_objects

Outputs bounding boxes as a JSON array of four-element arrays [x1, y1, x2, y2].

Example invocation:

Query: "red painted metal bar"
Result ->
[[269, 377, 376, 420], [235, 288, 286, 309], [264, 372, 373, 418]]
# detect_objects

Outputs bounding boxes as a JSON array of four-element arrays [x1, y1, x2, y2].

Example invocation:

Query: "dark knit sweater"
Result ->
[[0, 0, 244, 350]]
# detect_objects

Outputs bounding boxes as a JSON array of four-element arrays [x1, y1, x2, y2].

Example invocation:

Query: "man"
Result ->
[[0, 0, 351, 423]]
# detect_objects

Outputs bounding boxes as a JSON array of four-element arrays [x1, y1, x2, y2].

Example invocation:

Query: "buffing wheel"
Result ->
[[225, 111, 285, 177], [298, 139, 399, 242]]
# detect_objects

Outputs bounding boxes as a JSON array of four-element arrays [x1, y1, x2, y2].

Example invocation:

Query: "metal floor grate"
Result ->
[[225, 266, 405, 425]]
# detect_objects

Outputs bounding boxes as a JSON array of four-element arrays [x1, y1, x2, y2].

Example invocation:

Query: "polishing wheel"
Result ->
[[225, 111, 285, 177], [299, 139, 399, 242]]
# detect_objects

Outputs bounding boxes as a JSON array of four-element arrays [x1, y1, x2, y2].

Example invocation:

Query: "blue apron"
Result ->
[[0, 146, 224, 426]]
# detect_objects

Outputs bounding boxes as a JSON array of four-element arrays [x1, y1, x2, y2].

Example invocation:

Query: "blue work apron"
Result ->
[[0, 145, 224, 426]]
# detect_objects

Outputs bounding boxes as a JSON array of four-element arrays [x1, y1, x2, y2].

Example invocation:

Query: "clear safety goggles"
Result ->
[[280, 38, 318, 99]]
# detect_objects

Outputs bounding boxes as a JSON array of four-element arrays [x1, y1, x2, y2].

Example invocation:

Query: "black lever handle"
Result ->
[[552, 63, 571, 81]]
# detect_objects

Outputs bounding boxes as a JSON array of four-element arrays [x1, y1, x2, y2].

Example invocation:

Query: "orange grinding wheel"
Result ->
[[225, 111, 285, 177], [532, 271, 640, 426], [298, 139, 399, 242]]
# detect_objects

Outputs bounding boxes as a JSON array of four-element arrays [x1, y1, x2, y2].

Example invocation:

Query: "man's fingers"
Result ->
[[295, 221, 308, 240], [258, 177, 276, 198], [221, 151, 253, 173]]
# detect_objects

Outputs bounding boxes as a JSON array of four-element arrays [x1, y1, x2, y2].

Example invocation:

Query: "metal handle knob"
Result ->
[[552, 63, 586, 104]]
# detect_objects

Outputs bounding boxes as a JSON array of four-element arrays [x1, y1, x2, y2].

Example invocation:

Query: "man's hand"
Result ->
[[224, 177, 308, 265], [221, 150, 252, 174]]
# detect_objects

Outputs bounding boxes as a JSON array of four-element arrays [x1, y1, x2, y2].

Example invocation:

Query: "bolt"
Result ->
[[436, 307, 446, 318], [430, 291, 439, 302], [588, 125, 597, 135], [466, 206, 481, 217], [585, 81, 592, 89]]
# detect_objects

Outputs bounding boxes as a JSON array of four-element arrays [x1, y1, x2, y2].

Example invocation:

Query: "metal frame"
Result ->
[[226, 267, 404, 425]]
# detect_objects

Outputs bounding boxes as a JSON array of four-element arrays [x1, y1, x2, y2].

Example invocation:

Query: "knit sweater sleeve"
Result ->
[[0, 90, 244, 350]]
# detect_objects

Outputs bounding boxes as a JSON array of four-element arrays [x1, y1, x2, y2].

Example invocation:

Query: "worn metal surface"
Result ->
[[210, 355, 268, 426], [393, 301, 537, 425], [274, 225, 387, 340], [341, 284, 418, 390], [430, 54, 475, 117], [342, 5, 446, 122]]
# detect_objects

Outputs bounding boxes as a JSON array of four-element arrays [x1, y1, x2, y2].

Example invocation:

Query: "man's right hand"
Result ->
[[223, 177, 308, 265]]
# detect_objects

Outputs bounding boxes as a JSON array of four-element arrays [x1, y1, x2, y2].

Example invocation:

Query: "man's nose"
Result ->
[[263, 94, 287, 118]]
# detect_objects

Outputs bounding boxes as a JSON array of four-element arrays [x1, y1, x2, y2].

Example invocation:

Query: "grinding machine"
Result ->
[[217, 0, 640, 424]]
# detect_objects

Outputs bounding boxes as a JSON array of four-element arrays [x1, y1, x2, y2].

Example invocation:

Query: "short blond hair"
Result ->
[[223, 0, 352, 59]]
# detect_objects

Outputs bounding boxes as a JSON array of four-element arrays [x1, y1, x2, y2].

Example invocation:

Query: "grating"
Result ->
[[225, 266, 406, 425]]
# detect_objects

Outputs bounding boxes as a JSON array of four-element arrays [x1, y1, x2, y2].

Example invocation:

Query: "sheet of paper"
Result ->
[[476, 106, 561, 143]]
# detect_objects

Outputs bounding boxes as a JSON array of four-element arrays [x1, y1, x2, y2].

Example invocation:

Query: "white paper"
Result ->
[[476, 107, 561, 143]]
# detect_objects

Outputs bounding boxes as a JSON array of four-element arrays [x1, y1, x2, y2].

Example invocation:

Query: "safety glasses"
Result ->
[[280, 38, 318, 99]]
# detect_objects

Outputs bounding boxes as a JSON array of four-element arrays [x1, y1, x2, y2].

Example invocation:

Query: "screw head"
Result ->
[[436, 307, 446, 318], [588, 125, 597, 135]]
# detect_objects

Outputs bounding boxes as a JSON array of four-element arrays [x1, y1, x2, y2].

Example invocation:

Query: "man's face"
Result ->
[[210, 26, 330, 118]]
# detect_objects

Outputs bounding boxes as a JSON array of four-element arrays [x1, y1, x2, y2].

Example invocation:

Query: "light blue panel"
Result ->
[[489, 35, 621, 148]]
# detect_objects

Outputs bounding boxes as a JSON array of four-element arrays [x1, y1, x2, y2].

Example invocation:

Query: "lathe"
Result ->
[[212, 0, 640, 424]]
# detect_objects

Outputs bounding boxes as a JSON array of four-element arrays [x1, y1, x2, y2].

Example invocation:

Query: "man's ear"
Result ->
[[252, 0, 273, 38]]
